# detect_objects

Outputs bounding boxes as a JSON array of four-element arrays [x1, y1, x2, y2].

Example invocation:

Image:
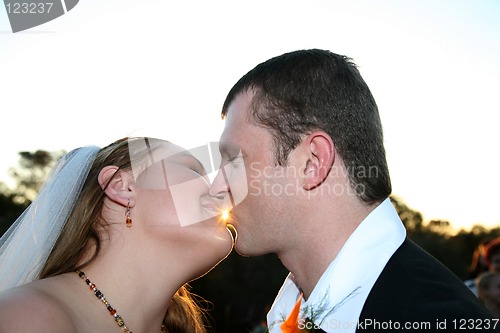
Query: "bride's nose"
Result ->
[[208, 168, 230, 199]]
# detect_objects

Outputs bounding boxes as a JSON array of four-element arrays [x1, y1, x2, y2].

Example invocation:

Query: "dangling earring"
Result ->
[[125, 200, 132, 228]]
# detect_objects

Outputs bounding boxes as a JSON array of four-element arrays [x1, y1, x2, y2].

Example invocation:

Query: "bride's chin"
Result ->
[[225, 226, 235, 254], [217, 226, 235, 258], [226, 224, 237, 242]]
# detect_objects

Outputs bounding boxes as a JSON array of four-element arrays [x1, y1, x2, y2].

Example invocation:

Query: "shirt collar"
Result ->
[[267, 198, 406, 332]]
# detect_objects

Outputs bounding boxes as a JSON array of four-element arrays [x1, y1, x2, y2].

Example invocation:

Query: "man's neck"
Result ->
[[278, 200, 378, 299]]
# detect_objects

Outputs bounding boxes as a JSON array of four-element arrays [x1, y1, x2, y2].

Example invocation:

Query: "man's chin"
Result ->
[[233, 240, 269, 258], [228, 224, 267, 257]]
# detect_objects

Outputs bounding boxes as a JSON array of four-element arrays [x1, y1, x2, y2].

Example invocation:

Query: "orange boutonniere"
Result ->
[[274, 287, 361, 333], [280, 293, 303, 333]]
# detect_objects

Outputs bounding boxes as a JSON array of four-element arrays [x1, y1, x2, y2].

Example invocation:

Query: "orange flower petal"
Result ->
[[280, 293, 303, 333]]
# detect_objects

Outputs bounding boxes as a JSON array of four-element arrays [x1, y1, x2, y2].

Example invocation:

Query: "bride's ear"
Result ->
[[98, 166, 135, 207]]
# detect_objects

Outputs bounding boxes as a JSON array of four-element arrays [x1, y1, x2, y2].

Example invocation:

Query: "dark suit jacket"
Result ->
[[355, 238, 498, 332]]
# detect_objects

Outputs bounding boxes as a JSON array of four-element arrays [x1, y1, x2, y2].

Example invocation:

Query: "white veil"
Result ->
[[0, 146, 101, 292]]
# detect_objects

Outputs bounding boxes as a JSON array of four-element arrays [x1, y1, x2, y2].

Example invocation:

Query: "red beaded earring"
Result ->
[[125, 200, 132, 228]]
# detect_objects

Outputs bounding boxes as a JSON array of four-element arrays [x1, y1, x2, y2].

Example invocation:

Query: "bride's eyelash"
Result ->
[[188, 164, 207, 176], [189, 167, 203, 175]]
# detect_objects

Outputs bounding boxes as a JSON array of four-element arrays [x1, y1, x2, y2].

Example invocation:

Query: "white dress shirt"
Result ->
[[267, 198, 406, 333]]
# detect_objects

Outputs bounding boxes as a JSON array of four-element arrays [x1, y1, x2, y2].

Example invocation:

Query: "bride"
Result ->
[[0, 137, 234, 333]]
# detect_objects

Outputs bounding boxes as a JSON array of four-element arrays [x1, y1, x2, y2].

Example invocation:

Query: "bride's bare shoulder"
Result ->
[[0, 283, 77, 333]]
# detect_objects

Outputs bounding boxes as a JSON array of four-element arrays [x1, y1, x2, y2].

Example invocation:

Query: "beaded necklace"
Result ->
[[75, 270, 167, 333]]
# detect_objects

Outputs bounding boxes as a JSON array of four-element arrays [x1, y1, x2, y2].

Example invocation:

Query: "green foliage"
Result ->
[[390, 195, 500, 279], [6, 149, 65, 205], [390, 195, 424, 233], [0, 149, 64, 234]]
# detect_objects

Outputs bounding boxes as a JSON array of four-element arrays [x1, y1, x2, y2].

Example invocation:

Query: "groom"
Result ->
[[209, 49, 495, 332]]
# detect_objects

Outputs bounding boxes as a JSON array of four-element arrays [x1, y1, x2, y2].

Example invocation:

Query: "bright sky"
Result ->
[[1, 0, 499, 231]]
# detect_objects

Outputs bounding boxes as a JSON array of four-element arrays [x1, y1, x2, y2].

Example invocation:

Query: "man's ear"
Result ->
[[98, 166, 136, 207], [302, 131, 335, 191]]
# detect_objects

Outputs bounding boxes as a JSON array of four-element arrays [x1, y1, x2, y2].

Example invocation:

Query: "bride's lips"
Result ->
[[200, 196, 221, 212]]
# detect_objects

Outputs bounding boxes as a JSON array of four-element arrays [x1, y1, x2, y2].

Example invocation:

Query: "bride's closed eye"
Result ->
[[176, 154, 211, 186], [185, 158, 208, 177]]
